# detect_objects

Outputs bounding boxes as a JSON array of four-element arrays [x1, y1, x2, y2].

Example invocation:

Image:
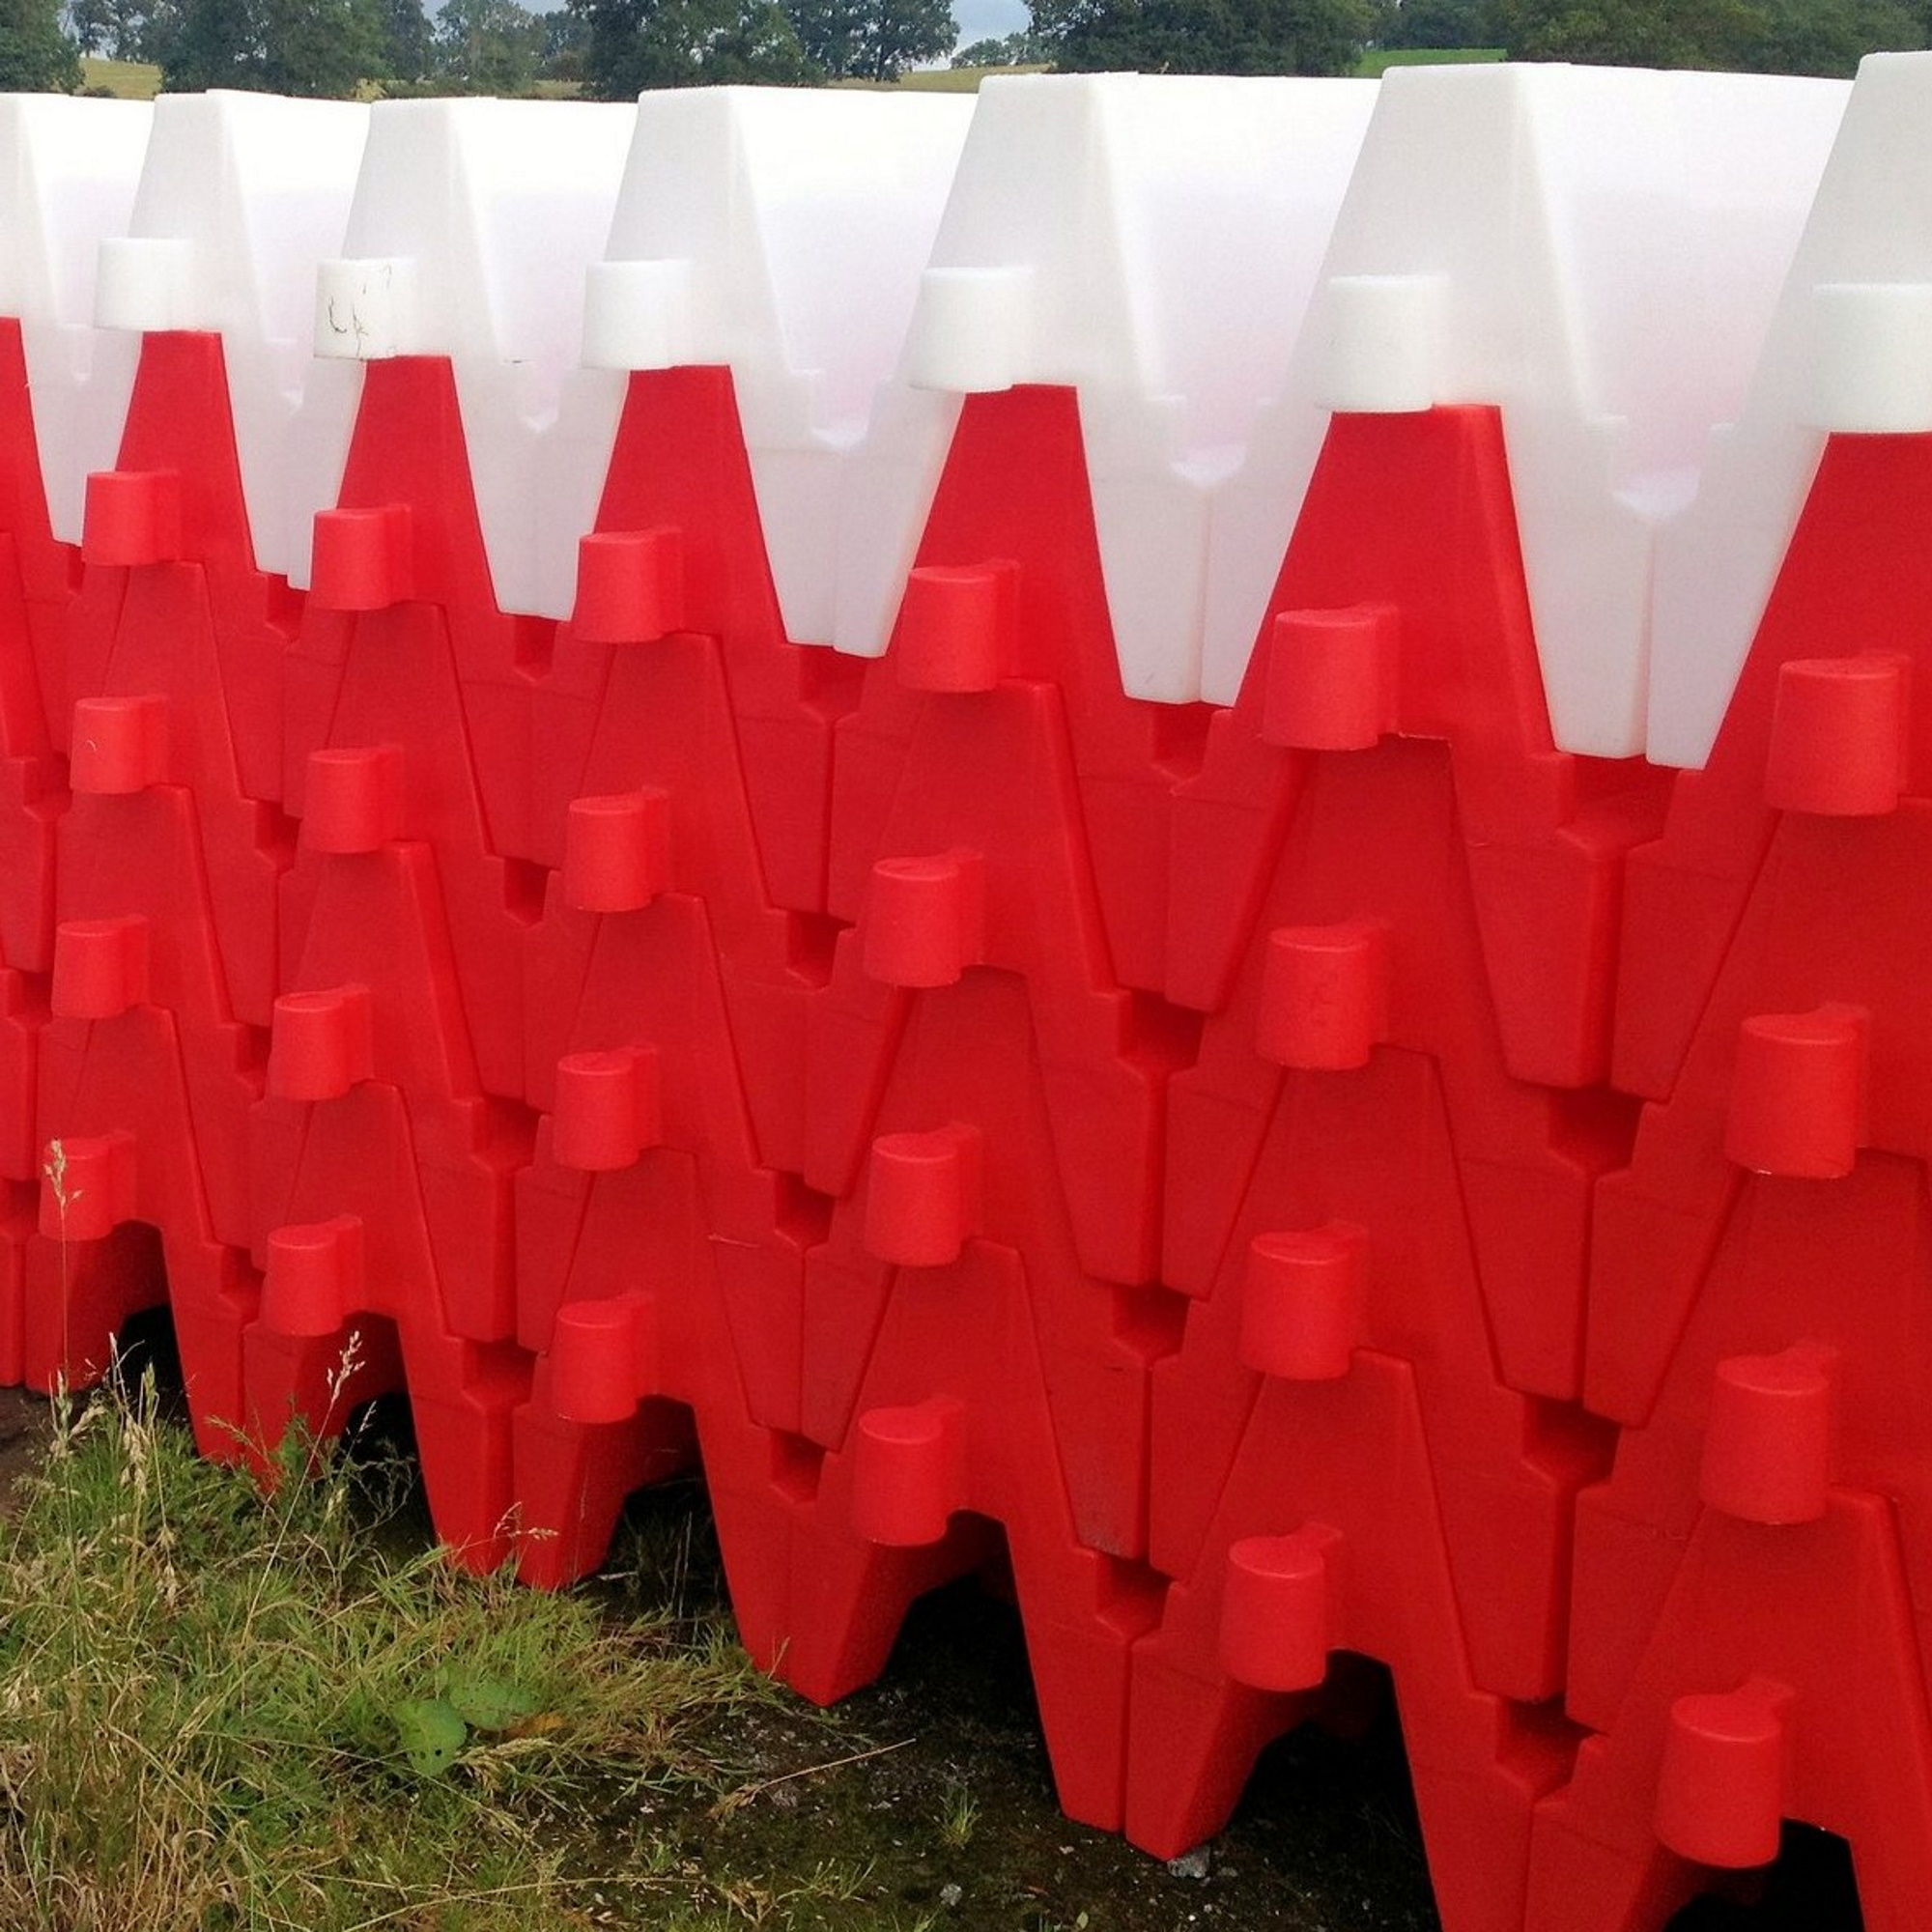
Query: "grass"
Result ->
[[0, 1353, 879, 1932], [937, 1784, 978, 1849], [1355, 45, 1507, 73], [898, 64, 1046, 88], [77, 56, 161, 98]]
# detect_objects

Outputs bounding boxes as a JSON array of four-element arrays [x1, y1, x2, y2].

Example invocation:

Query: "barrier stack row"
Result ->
[[1, 56, 1928, 1932]]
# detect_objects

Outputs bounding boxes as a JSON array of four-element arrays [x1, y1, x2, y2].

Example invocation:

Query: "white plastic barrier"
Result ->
[[543, 84, 974, 635], [0, 94, 153, 544], [843, 71, 1378, 702], [1650, 50, 1932, 767], [1206, 62, 1847, 753], [10, 70, 1907, 770], [92, 90, 369, 577], [303, 97, 637, 607]]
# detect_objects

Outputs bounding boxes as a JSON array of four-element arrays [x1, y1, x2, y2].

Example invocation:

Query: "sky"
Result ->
[[952, 0, 1028, 45]]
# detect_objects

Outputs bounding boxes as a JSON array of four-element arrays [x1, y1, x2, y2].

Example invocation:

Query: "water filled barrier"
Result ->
[[5, 56, 1930, 1926]]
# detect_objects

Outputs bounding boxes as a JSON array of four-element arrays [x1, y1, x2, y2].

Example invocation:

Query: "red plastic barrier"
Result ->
[[754, 383, 1209, 1809], [1130, 1350, 1574, 1932], [0, 318, 75, 979], [26, 331, 284, 1413], [1124, 405, 1671, 1889], [1546, 432, 1932, 1932], [1530, 1496, 1932, 1932], [777, 1235, 1163, 1832], [830, 385, 1209, 1003], [543, 365, 860, 923], [508, 885, 815, 1586], [289, 356, 553, 1104]]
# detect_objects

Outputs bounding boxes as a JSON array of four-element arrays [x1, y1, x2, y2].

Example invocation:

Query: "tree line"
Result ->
[[12, 0, 960, 97], [0, 0, 1924, 117], [980, 0, 1932, 79]]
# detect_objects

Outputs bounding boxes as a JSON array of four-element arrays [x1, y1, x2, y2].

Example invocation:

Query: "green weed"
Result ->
[[938, 1783, 978, 1849], [0, 1357, 778, 1930]]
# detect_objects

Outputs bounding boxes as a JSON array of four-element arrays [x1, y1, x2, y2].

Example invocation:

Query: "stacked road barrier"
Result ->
[[2, 54, 1927, 1929]]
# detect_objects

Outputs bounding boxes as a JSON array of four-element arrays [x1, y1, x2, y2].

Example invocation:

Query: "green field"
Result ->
[[78, 55, 161, 97], [1357, 45, 1508, 74], [898, 63, 1047, 87]]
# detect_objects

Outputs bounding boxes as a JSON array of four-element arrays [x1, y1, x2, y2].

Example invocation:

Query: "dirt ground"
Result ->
[[681, 1577, 1443, 1931], [0, 1384, 52, 1511]]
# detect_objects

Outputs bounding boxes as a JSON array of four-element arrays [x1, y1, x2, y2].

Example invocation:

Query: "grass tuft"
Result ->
[[0, 1353, 780, 1930]]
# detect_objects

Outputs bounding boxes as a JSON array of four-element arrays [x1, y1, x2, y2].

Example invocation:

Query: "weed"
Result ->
[[0, 1360, 774, 1930], [938, 1783, 979, 1849]]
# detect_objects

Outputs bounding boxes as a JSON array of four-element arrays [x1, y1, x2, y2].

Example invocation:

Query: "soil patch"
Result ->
[[602, 1486, 1443, 1931], [0, 1385, 54, 1515]]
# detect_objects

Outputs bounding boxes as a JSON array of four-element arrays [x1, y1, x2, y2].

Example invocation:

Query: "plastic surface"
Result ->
[[302, 98, 635, 611], [847, 72, 1376, 707], [836, 383, 1216, 998], [1649, 53, 1932, 768], [96, 92, 368, 578], [0, 94, 153, 543], [1206, 62, 1845, 755], [11, 68, 1932, 1932], [1564, 385, 1932, 1932], [562, 86, 974, 641], [1130, 1350, 1575, 1932]]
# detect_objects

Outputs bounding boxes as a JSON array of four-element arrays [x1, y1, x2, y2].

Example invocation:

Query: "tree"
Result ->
[[258, 0, 386, 88], [786, 0, 954, 76], [1030, 0, 1377, 73], [147, 0, 385, 93], [99, 0, 146, 53], [952, 24, 1041, 60], [1, 0, 79, 84], [1742, 0, 1921, 73], [434, 0, 542, 90], [539, 1, 586, 80], [379, 0, 434, 85], [1384, 0, 1483, 45], [784, 0, 862, 66], [1482, 0, 1760, 63], [571, 0, 816, 95], [147, 0, 251, 81], [65, 0, 111, 51], [1482, 0, 1921, 71]]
